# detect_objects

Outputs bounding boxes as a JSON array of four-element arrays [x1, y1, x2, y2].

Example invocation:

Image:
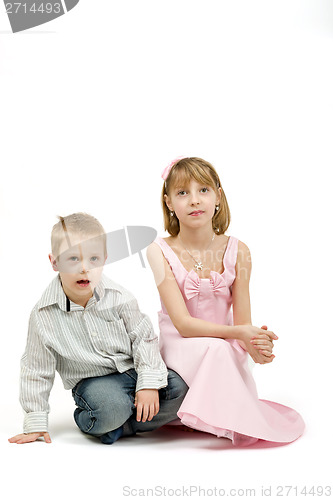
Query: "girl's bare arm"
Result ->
[[232, 240, 277, 360]]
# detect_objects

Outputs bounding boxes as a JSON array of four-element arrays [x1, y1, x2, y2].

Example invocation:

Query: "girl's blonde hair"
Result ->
[[51, 212, 107, 259], [161, 157, 231, 236]]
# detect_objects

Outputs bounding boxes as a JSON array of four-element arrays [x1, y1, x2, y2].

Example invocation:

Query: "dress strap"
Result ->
[[153, 237, 184, 274], [223, 236, 239, 279]]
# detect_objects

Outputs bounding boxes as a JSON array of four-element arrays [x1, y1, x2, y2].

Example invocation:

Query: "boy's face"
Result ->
[[49, 233, 106, 307]]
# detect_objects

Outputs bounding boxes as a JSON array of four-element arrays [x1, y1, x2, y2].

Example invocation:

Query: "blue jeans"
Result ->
[[72, 369, 188, 444]]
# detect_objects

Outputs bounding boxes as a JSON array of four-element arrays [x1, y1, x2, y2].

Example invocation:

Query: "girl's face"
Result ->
[[165, 179, 221, 230]]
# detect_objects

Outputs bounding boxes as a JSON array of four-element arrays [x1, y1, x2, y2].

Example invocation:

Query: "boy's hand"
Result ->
[[8, 432, 51, 444], [134, 389, 160, 422]]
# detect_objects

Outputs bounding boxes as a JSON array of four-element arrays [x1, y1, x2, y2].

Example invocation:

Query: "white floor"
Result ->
[[2, 373, 331, 500]]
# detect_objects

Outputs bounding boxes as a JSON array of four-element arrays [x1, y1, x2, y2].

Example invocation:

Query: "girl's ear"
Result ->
[[164, 193, 173, 211], [49, 253, 59, 272], [216, 186, 222, 204]]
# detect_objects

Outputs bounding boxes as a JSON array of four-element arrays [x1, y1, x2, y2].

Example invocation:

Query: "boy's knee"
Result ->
[[72, 378, 135, 435], [74, 398, 133, 436]]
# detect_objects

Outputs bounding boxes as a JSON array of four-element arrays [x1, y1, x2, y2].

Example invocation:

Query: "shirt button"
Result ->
[[91, 332, 98, 337]]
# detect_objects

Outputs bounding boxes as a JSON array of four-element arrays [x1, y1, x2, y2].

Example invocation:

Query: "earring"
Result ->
[[170, 211, 174, 217], [215, 205, 220, 211]]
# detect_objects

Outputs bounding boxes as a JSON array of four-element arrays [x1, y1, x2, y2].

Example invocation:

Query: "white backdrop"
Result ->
[[1, 1, 332, 499]]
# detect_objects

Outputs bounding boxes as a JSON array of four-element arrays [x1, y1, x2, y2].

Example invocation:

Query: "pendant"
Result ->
[[194, 262, 203, 271]]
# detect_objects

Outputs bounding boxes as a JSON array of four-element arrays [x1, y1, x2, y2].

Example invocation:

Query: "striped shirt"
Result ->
[[20, 273, 168, 434]]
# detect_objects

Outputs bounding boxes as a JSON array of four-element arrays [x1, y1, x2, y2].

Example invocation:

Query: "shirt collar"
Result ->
[[38, 274, 116, 312]]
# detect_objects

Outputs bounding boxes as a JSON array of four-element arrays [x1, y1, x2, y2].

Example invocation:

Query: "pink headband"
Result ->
[[161, 156, 186, 181]]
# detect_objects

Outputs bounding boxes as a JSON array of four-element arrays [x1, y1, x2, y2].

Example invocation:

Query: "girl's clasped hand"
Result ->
[[240, 324, 278, 364]]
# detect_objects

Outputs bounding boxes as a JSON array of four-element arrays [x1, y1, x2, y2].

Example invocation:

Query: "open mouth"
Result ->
[[76, 279, 91, 287]]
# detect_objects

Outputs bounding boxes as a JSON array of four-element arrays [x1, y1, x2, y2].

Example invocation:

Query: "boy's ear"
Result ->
[[49, 253, 59, 272]]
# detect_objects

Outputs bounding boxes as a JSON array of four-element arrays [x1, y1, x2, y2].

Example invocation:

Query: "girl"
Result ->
[[147, 156, 305, 446]]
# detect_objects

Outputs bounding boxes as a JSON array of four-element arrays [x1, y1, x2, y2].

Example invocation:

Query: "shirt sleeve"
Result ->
[[118, 293, 168, 392], [20, 308, 56, 433]]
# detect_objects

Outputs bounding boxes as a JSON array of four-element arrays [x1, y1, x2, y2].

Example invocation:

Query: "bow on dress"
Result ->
[[184, 270, 228, 300]]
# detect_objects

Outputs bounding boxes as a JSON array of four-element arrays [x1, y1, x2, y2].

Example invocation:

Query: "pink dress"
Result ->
[[154, 236, 305, 445]]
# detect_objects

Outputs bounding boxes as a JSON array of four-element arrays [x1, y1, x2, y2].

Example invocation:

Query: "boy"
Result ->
[[9, 213, 188, 444]]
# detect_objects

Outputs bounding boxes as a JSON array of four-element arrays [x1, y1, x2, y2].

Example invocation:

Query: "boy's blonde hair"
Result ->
[[51, 212, 107, 259], [161, 157, 231, 236]]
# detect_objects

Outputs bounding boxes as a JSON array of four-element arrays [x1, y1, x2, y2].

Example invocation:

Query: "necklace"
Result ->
[[178, 232, 215, 271]]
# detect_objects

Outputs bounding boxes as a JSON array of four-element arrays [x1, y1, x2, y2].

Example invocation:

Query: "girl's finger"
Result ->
[[251, 338, 273, 345], [267, 330, 278, 340], [256, 330, 278, 340], [260, 349, 274, 357], [252, 334, 270, 341], [257, 346, 273, 354], [251, 344, 273, 354], [260, 355, 272, 364]]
